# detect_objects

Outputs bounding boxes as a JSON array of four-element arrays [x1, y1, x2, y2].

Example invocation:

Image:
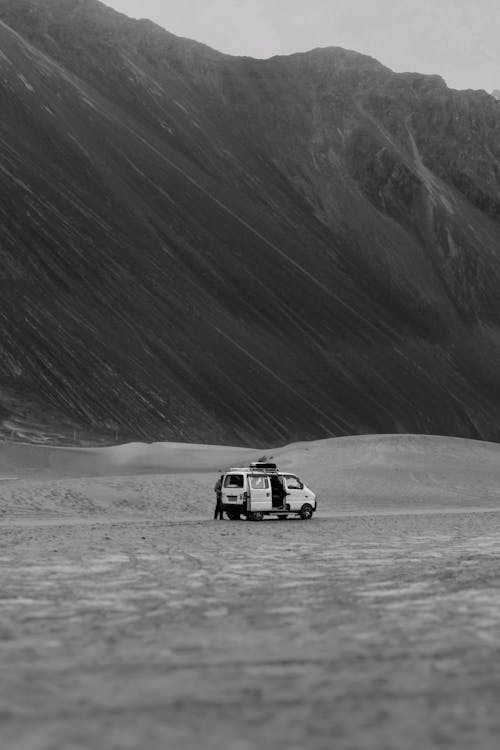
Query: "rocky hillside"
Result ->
[[2, 0, 500, 445]]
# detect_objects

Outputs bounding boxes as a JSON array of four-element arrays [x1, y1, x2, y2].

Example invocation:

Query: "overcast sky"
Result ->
[[103, 0, 500, 92]]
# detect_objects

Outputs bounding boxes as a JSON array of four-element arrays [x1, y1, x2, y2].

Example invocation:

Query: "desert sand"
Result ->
[[2, 434, 500, 749]]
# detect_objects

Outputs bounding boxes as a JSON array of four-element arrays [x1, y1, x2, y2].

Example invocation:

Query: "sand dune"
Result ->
[[0, 439, 261, 478], [2, 432, 499, 480], [274, 433, 500, 509]]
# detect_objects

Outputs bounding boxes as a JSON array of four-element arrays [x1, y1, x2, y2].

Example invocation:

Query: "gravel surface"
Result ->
[[2, 508, 500, 750]]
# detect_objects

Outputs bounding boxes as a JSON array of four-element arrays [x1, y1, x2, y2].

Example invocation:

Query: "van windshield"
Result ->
[[284, 475, 303, 489]]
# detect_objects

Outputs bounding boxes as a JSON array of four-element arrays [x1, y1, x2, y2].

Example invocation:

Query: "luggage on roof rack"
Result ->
[[249, 462, 277, 471]]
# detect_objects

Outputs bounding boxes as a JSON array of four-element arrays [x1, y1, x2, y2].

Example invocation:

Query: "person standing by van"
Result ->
[[213, 474, 224, 520]]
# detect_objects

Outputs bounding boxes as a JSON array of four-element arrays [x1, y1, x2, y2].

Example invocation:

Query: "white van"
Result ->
[[220, 462, 317, 521]]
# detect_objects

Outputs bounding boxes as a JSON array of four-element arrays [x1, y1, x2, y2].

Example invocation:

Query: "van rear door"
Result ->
[[222, 473, 245, 508], [247, 474, 272, 512]]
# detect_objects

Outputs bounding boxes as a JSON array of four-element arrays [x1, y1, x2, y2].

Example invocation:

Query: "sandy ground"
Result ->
[[1, 434, 500, 749]]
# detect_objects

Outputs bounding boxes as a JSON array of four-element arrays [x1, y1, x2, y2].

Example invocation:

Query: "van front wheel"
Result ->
[[300, 504, 313, 520]]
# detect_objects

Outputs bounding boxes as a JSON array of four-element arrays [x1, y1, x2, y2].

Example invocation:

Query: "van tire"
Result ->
[[227, 512, 241, 520], [300, 503, 313, 520], [249, 511, 264, 521]]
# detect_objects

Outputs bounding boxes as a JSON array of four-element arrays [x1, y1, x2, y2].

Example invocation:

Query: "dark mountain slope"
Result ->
[[2, 0, 500, 444]]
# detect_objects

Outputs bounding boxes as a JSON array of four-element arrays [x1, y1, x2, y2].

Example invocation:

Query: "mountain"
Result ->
[[492, 90, 500, 100], [2, 0, 500, 445]]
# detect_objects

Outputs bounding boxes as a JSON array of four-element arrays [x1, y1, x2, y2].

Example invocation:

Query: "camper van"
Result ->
[[220, 462, 317, 521]]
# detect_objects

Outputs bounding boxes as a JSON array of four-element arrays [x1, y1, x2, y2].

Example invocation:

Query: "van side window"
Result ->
[[224, 474, 244, 488], [285, 475, 303, 490], [249, 475, 269, 490]]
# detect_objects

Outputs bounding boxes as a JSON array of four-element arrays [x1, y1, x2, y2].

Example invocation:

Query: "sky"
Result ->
[[103, 0, 500, 92]]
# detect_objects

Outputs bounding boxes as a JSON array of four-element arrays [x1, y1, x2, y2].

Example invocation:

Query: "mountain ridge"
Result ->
[[2, 0, 500, 444]]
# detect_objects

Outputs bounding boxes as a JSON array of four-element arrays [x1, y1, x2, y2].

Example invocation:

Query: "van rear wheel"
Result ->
[[227, 512, 241, 521], [300, 503, 313, 520], [249, 511, 264, 521]]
